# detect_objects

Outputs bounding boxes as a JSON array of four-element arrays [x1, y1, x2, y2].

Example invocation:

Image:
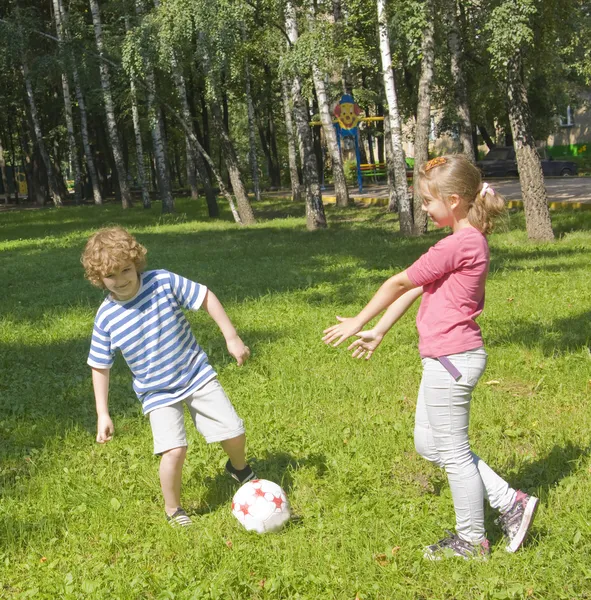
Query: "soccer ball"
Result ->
[[231, 479, 291, 534]]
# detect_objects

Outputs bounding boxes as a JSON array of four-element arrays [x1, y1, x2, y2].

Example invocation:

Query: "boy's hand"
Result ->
[[347, 329, 384, 360], [227, 336, 250, 366], [96, 414, 114, 443], [322, 316, 363, 347]]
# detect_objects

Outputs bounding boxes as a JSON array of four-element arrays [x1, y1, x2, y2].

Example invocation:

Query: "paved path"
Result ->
[[321, 177, 591, 208]]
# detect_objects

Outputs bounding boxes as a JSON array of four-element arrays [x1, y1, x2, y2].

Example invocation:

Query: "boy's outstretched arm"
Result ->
[[348, 286, 423, 359], [202, 289, 250, 366], [92, 367, 114, 443]]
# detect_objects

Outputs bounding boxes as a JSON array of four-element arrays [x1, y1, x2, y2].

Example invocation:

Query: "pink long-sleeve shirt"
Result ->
[[406, 226, 489, 358]]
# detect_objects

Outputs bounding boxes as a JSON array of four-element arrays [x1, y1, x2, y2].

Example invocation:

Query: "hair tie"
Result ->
[[480, 182, 494, 198], [424, 157, 447, 171]]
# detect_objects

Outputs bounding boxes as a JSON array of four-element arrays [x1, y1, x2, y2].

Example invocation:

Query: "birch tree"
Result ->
[[89, 0, 133, 208], [22, 60, 64, 206], [412, 0, 435, 235], [444, 0, 475, 162], [308, 1, 349, 207], [281, 77, 302, 202], [285, 0, 326, 230], [377, 0, 411, 234]]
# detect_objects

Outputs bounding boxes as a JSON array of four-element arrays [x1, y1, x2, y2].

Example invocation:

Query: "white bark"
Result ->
[[377, 0, 412, 234], [412, 1, 435, 235], [22, 61, 63, 207], [285, 1, 327, 230], [52, 0, 82, 204], [244, 53, 262, 202], [89, 0, 132, 208], [281, 78, 302, 202], [445, 0, 475, 162]]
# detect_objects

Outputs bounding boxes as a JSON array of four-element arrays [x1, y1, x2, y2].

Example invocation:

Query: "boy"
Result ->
[[82, 226, 255, 527]]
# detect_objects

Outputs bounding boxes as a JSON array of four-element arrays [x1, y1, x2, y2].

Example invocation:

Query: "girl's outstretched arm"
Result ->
[[322, 270, 416, 347], [348, 286, 423, 359]]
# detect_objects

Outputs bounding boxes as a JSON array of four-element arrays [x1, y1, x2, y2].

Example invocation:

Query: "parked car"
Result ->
[[476, 147, 578, 177]]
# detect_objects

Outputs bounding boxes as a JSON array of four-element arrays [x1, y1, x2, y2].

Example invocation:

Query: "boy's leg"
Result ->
[[186, 379, 255, 483], [149, 403, 190, 520], [220, 434, 247, 470], [160, 446, 187, 516]]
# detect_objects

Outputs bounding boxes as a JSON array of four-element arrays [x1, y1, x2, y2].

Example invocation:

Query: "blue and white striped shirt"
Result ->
[[87, 270, 216, 414]]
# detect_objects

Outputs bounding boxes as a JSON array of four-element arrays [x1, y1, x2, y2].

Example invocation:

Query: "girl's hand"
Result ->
[[347, 329, 384, 360], [227, 335, 250, 366], [96, 414, 114, 443], [322, 316, 363, 347]]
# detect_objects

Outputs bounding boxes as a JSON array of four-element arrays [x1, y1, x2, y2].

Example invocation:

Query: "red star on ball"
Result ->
[[254, 488, 266, 498], [239, 503, 250, 516], [231, 502, 235, 511], [272, 495, 283, 509]]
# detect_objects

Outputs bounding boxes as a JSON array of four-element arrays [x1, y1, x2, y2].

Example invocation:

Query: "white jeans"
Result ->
[[414, 348, 516, 543]]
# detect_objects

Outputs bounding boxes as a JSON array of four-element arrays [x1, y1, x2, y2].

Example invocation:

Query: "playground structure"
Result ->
[[311, 94, 387, 193]]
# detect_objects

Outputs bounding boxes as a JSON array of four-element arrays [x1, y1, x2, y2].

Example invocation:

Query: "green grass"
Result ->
[[1, 198, 590, 599]]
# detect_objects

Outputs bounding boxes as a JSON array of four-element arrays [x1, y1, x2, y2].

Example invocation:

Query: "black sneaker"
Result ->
[[166, 507, 193, 528], [225, 459, 256, 484], [424, 531, 490, 561]]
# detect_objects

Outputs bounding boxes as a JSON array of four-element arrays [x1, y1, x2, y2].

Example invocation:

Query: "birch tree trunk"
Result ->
[[168, 55, 218, 215], [377, 0, 412, 234], [129, 81, 151, 208], [211, 106, 256, 224], [22, 61, 63, 207], [308, 1, 349, 206], [89, 0, 132, 208], [412, 0, 435, 235], [0, 139, 9, 204], [383, 112, 397, 212], [285, 1, 327, 230], [281, 77, 302, 202], [197, 37, 255, 224], [445, 0, 475, 162], [135, 1, 173, 213], [52, 0, 82, 204], [506, 53, 554, 241], [241, 25, 262, 202], [60, 0, 102, 205]]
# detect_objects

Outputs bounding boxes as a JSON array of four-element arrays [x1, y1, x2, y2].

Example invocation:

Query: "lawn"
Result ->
[[0, 198, 590, 599]]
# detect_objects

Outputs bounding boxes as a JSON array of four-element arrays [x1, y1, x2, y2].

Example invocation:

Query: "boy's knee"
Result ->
[[162, 446, 187, 462]]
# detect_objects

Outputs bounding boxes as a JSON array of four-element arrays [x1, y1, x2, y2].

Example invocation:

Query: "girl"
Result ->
[[323, 155, 538, 559]]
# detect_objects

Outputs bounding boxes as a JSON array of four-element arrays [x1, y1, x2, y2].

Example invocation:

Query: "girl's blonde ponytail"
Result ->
[[468, 183, 506, 235]]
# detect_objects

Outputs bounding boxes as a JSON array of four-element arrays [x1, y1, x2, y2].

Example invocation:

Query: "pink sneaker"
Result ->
[[496, 490, 539, 552]]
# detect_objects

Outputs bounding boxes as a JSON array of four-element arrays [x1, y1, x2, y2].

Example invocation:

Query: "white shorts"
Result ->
[[148, 379, 245, 454]]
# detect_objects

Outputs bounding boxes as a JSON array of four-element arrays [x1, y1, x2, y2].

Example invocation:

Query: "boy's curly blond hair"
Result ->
[[81, 227, 147, 288]]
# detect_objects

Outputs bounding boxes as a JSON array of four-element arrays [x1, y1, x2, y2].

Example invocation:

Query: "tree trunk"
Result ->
[[383, 111, 398, 212], [309, 1, 349, 207], [285, 1, 327, 230], [281, 77, 302, 202], [52, 0, 82, 204], [124, 16, 151, 209], [506, 54, 554, 241], [0, 138, 9, 204], [445, 0, 475, 162], [412, 0, 435, 235], [89, 0, 132, 208], [377, 0, 411, 234], [242, 27, 261, 202], [22, 62, 63, 207], [478, 124, 495, 150], [135, 0, 173, 214], [169, 55, 217, 214], [211, 107, 256, 224]]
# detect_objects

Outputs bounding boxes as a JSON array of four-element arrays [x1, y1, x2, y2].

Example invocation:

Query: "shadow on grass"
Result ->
[[190, 451, 328, 516], [484, 442, 589, 546]]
